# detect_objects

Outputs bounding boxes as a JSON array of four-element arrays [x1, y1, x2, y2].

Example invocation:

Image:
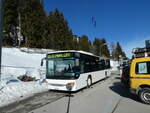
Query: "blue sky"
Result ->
[[44, 0, 150, 58]]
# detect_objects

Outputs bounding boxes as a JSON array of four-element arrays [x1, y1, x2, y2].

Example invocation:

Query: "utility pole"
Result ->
[[0, 0, 4, 81], [18, 12, 22, 47]]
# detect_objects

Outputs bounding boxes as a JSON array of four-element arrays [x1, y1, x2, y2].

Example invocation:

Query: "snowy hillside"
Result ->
[[2, 48, 45, 67], [1, 48, 47, 79]]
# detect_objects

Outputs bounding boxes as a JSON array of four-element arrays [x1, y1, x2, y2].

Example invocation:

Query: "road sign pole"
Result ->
[[0, 0, 4, 81]]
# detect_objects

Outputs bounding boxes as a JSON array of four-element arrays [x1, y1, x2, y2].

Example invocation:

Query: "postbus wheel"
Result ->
[[87, 76, 92, 88], [139, 88, 150, 104]]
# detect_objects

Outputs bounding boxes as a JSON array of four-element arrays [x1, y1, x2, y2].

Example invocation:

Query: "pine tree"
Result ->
[[72, 35, 79, 50], [115, 42, 123, 60], [93, 38, 110, 57], [47, 9, 73, 50], [111, 42, 127, 60], [3, 0, 19, 46], [4, 0, 47, 48], [19, 0, 47, 48], [122, 51, 127, 60], [93, 38, 102, 56], [79, 35, 90, 52], [101, 39, 110, 58]]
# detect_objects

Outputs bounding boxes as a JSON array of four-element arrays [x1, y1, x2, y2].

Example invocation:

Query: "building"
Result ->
[[132, 40, 150, 58]]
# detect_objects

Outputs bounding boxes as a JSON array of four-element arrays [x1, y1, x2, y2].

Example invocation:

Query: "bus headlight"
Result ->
[[66, 82, 75, 91]]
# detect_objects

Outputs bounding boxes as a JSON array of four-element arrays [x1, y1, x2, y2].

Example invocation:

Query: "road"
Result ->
[[1, 71, 150, 113]]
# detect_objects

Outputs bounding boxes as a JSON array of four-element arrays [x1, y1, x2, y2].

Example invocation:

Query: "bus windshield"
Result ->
[[47, 58, 78, 79]]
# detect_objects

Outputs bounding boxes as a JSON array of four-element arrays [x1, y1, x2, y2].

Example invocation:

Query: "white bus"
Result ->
[[41, 50, 111, 91]]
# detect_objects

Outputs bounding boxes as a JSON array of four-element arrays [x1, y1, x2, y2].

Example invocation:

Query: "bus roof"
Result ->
[[47, 50, 99, 58], [46, 50, 110, 60]]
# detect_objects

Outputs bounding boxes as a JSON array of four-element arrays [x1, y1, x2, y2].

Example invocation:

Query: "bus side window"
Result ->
[[80, 61, 84, 73], [99, 60, 105, 70], [91, 61, 99, 71], [105, 59, 110, 69], [98, 61, 102, 70], [91, 61, 95, 71], [84, 60, 91, 73]]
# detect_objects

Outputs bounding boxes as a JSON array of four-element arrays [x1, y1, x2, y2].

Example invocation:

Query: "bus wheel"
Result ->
[[87, 77, 92, 88], [139, 88, 150, 104]]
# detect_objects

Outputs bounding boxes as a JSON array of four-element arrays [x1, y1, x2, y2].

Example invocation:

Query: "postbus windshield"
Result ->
[[46, 58, 79, 79]]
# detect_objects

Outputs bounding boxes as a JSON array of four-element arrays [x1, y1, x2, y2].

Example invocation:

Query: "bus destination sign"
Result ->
[[48, 53, 72, 58]]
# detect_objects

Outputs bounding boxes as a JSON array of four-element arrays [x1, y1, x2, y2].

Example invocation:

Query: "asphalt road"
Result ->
[[1, 71, 150, 113], [0, 92, 65, 113]]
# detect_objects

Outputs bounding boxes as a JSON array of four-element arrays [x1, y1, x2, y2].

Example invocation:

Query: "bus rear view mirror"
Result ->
[[41, 61, 43, 66], [41, 57, 46, 66]]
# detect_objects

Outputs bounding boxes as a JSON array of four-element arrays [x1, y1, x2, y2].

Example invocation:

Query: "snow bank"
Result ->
[[0, 48, 49, 108], [2, 48, 45, 67], [1, 48, 46, 79], [110, 60, 119, 71], [0, 75, 48, 107]]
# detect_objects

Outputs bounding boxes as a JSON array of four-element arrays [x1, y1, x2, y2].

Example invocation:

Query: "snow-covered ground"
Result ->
[[0, 47, 50, 108], [0, 76, 48, 107]]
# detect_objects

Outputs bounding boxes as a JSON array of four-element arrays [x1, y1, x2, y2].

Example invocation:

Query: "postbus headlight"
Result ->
[[66, 82, 75, 91]]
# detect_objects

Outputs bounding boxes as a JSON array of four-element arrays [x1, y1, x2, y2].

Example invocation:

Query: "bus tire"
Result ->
[[87, 76, 92, 88], [138, 88, 150, 104]]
